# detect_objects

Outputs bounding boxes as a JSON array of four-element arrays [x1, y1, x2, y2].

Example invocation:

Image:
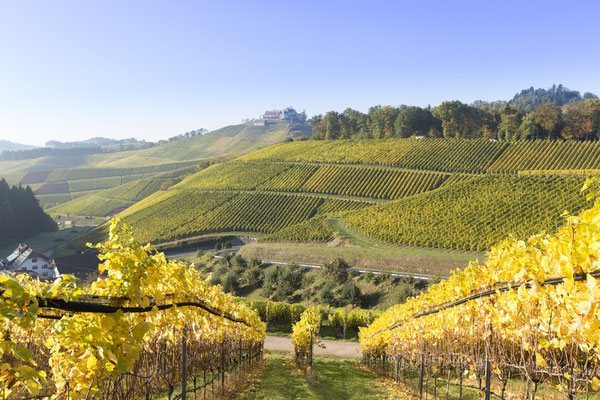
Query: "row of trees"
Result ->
[[0, 179, 57, 243], [310, 88, 600, 141]]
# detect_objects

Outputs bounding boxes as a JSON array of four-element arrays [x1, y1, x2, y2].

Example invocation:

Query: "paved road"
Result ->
[[264, 335, 362, 358]]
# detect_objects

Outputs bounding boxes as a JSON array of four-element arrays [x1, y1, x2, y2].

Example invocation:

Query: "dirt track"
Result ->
[[264, 335, 362, 358]]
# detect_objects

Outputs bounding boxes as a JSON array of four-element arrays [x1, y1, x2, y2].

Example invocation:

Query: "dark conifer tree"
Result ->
[[0, 178, 57, 243]]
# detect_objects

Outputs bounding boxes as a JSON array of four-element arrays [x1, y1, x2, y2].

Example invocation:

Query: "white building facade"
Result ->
[[1, 244, 60, 279]]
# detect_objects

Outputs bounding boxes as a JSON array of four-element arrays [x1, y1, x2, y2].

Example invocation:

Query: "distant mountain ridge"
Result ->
[[46, 137, 147, 149], [0, 140, 36, 152]]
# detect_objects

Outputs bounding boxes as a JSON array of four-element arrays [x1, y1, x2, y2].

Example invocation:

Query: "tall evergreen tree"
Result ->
[[0, 179, 57, 243]]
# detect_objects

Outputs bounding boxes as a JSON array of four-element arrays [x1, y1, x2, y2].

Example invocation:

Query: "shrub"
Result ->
[[213, 264, 228, 277], [241, 266, 263, 287], [272, 284, 294, 301], [222, 271, 239, 293], [248, 258, 262, 268], [209, 274, 221, 287], [264, 266, 281, 286], [301, 287, 313, 301], [322, 258, 350, 284], [318, 282, 335, 305], [339, 281, 362, 306], [278, 267, 302, 290], [231, 255, 247, 269], [266, 301, 292, 324]]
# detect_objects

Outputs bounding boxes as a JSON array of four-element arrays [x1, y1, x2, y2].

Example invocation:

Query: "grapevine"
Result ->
[[359, 179, 600, 396], [291, 306, 323, 359], [0, 218, 265, 399]]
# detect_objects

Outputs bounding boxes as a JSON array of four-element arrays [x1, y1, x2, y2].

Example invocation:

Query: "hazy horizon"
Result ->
[[2, 0, 599, 147]]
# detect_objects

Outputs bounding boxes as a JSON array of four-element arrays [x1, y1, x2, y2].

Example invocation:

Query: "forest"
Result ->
[[0, 178, 57, 243], [310, 85, 600, 141]]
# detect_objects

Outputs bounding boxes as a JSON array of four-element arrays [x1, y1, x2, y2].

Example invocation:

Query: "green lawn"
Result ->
[[238, 242, 480, 277], [0, 226, 94, 257], [237, 352, 402, 400]]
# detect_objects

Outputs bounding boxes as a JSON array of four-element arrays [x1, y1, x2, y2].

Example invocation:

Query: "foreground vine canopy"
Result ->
[[291, 306, 323, 358], [0, 218, 265, 399], [359, 179, 600, 396]]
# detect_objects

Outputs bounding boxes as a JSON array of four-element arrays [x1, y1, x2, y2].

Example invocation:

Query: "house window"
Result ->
[[32, 258, 38, 263], [42, 272, 48, 277], [42, 264, 47, 269], [32, 265, 38, 270]]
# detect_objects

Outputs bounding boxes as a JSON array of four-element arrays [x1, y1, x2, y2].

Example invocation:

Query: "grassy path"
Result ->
[[264, 336, 361, 358], [237, 352, 402, 400], [327, 217, 481, 261]]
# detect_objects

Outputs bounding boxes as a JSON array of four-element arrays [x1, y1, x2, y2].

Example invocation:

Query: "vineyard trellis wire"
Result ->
[[4, 284, 264, 400], [360, 179, 600, 399], [1, 219, 266, 400], [377, 270, 600, 334], [364, 271, 600, 400]]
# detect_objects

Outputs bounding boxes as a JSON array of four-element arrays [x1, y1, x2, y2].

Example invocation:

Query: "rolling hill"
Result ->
[[0, 139, 36, 152], [0, 120, 309, 209], [47, 166, 197, 217], [68, 138, 600, 255]]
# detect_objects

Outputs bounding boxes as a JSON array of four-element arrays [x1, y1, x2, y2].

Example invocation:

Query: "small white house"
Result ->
[[1, 244, 60, 280]]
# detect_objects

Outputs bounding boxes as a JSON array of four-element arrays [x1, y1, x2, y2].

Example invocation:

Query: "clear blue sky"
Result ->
[[1, 0, 599, 146]]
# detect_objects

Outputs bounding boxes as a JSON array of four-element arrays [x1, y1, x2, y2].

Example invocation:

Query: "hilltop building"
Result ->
[[263, 110, 283, 120], [0, 244, 60, 280], [261, 107, 306, 122]]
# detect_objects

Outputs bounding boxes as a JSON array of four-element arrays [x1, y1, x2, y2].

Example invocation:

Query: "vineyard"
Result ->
[[46, 166, 198, 216], [358, 180, 600, 399], [487, 140, 600, 173], [343, 175, 588, 251], [0, 219, 265, 399], [48, 176, 178, 217], [261, 217, 336, 242], [0, 120, 299, 210], [242, 138, 600, 174], [52, 138, 600, 252], [73, 191, 371, 246], [240, 139, 508, 173], [14, 162, 199, 208], [179, 161, 450, 201]]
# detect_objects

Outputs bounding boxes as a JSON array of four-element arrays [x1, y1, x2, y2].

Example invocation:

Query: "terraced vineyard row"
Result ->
[[75, 190, 372, 245], [261, 217, 335, 242], [48, 167, 197, 215], [37, 193, 73, 208], [241, 139, 507, 173], [259, 163, 449, 200], [48, 178, 169, 217], [177, 162, 290, 190], [488, 139, 600, 172], [52, 195, 134, 217], [302, 165, 447, 200], [343, 175, 588, 251], [181, 161, 450, 201], [242, 138, 600, 174], [42, 160, 200, 182], [59, 139, 600, 249], [437, 173, 474, 188]]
